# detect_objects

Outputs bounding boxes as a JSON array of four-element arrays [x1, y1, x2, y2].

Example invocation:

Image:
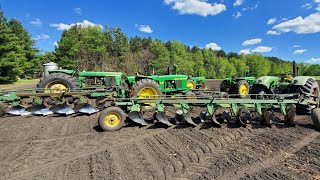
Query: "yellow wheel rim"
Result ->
[[45, 81, 70, 93], [138, 87, 158, 98], [138, 87, 158, 109], [187, 82, 195, 90], [104, 113, 121, 127], [239, 84, 248, 95]]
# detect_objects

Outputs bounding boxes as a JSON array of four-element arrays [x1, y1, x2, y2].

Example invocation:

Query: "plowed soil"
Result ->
[[0, 80, 319, 180]]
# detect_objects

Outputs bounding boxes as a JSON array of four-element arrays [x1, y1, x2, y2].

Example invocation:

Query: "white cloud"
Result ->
[[33, 34, 50, 41], [54, 41, 59, 47], [251, 46, 273, 53], [293, 49, 307, 54], [266, 30, 281, 35], [164, 0, 226, 17], [233, 11, 242, 19], [50, 20, 102, 31], [74, 8, 82, 15], [307, 57, 320, 63], [315, 0, 320, 3], [242, 38, 262, 46], [267, 18, 277, 25], [302, 3, 313, 9], [272, 12, 320, 34], [205, 42, 221, 50], [136, 24, 153, 33], [292, 45, 301, 48], [233, 0, 244, 7], [317, 5, 320, 11], [239, 49, 251, 54], [29, 18, 42, 26], [242, 2, 259, 11]]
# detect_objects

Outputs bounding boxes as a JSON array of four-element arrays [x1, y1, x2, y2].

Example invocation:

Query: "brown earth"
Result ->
[[0, 81, 319, 180]]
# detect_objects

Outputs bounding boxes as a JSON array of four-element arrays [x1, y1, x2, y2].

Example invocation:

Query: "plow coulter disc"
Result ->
[[25, 105, 53, 116], [49, 104, 75, 115], [74, 104, 99, 115], [7, 106, 32, 116], [128, 111, 148, 126], [155, 112, 173, 126]]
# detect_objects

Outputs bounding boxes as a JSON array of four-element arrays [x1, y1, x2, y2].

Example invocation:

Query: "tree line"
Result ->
[[0, 10, 319, 83]]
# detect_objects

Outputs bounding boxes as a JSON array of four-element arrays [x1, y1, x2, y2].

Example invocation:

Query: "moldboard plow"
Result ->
[[1, 88, 320, 132]]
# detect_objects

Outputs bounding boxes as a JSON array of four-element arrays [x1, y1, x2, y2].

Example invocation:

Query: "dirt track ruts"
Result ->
[[0, 81, 319, 180]]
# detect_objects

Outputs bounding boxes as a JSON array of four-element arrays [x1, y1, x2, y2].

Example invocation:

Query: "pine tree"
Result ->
[[0, 11, 27, 82]]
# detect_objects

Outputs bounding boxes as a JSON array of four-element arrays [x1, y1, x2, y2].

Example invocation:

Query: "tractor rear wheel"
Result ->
[[37, 73, 78, 93], [311, 108, 320, 131], [236, 80, 250, 98], [220, 80, 229, 92], [289, 78, 319, 114], [132, 79, 163, 111], [99, 107, 126, 131]]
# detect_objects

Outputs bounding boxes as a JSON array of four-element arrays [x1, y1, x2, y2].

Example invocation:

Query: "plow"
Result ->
[[1, 87, 320, 132], [1, 61, 320, 132]]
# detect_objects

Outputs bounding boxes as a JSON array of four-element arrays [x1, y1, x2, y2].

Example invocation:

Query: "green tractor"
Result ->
[[220, 76, 256, 97], [249, 61, 319, 114]]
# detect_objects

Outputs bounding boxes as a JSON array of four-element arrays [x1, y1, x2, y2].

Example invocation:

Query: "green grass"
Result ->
[[0, 79, 39, 86], [313, 76, 320, 80]]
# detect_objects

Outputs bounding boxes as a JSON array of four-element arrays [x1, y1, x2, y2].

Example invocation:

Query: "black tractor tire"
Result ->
[[132, 79, 163, 111], [289, 78, 319, 115], [311, 108, 320, 131], [220, 80, 229, 93], [250, 84, 269, 99], [37, 73, 79, 92], [236, 80, 250, 98], [98, 107, 126, 132]]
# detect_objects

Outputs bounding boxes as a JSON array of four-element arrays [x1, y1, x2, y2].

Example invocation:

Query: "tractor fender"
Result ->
[[48, 69, 75, 76], [289, 76, 316, 86], [254, 76, 279, 89]]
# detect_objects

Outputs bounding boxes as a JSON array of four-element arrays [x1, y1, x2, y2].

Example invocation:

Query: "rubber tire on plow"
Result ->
[[236, 80, 250, 98], [289, 78, 319, 115], [132, 79, 163, 112], [37, 73, 79, 93], [99, 107, 126, 131], [220, 80, 229, 93]]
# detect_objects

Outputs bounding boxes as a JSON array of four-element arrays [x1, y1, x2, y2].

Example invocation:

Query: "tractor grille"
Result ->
[[176, 80, 182, 89], [105, 76, 116, 87]]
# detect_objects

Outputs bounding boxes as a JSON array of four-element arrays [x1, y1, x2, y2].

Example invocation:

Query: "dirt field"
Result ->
[[0, 81, 319, 180]]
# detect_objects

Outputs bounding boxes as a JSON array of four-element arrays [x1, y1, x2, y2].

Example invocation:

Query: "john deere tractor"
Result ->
[[250, 61, 319, 114], [220, 76, 256, 97]]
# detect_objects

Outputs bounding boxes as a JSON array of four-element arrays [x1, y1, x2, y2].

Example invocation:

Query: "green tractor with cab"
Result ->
[[220, 76, 256, 97]]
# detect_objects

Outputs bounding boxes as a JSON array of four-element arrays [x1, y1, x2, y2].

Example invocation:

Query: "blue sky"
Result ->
[[1, 0, 320, 63]]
